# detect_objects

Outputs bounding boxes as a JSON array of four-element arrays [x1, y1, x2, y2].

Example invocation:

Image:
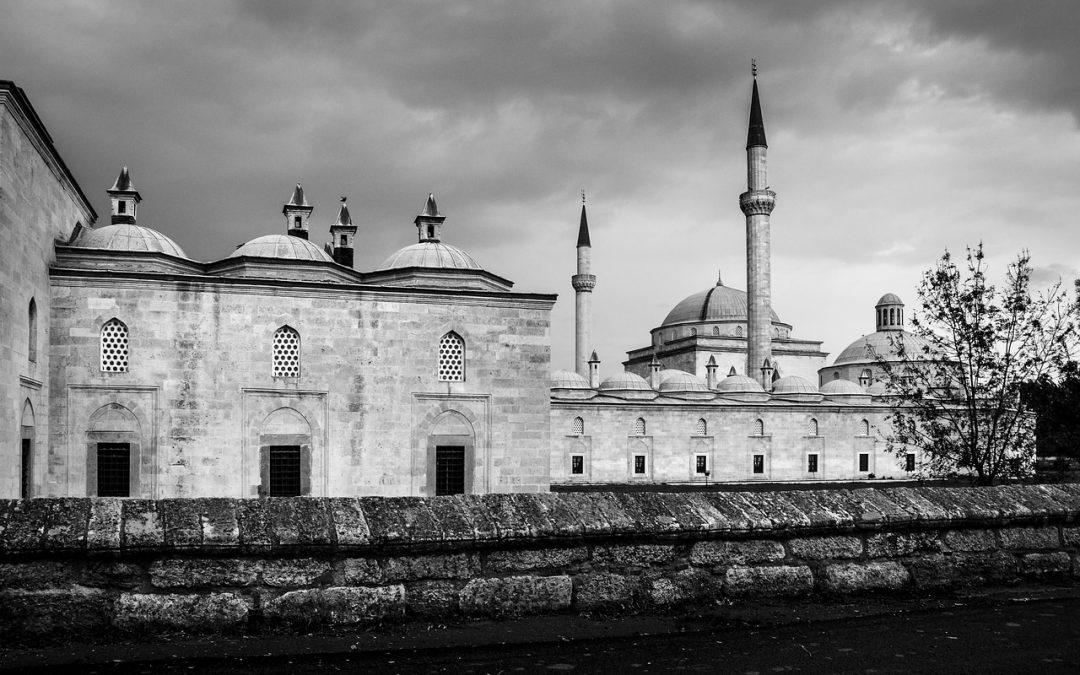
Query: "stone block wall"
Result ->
[[1, 484, 1079, 640]]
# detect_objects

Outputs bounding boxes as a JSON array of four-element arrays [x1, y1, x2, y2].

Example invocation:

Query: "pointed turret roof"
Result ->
[[420, 193, 441, 218], [576, 202, 591, 248], [109, 166, 138, 194], [746, 78, 767, 149], [287, 183, 309, 208], [334, 197, 352, 226]]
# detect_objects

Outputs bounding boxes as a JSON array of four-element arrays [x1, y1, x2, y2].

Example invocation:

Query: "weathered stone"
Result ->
[[459, 575, 572, 617], [484, 547, 588, 573], [341, 558, 382, 585], [944, 529, 998, 552], [87, 498, 122, 550], [263, 585, 404, 625], [782, 491, 853, 530], [281, 498, 334, 546], [647, 569, 721, 606], [83, 561, 145, 589], [382, 553, 474, 581], [999, 526, 1060, 550], [592, 543, 677, 570], [261, 558, 333, 587], [723, 566, 813, 597], [908, 551, 1021, 589], [122, 500, 164, 549], [679, 493, 735, 533], [534, 493, 588, 537], [788, 536, 863, 560], [0, 561, 79, 589], [328, 498, 371, 546], [44, 498, 90, 549], [720, 492, 777, 531], [573, 573, 640, 610], [1063, 527, 1080, 548], [160, 500, 202, 547], [692, 493, 758, 532], [481, 494, 544, 538], [236, 499, 273, 547], [865, 531, 943, 558], [199, 498, 240, 547], [1020, 552, 1071, 576], [1, 499, 49, 551], [425, 496, 478, 542], [573, 493, 638, 537], [510, 494, 559, 538], [821, 561, 909, 593], [0, 588, 111, 636], [150, 559, 257, 588], [404, 580, 460, 617], [114, 592, 250, 631], [689, 539, 784, 566], [359, 497, 441, 545]]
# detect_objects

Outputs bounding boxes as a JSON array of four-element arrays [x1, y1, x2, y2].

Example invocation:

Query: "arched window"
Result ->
[[690, 327, 697, 337], [808, 418, 819, 436], [754, 418, 764, 436], [862, 419, 871, 436], [100, 319, 129, 372], [438, 332, 466, 381], [735, 325, 743, 337], [713, 326, 720, 336], [889, 308, 896, 325], [27, 298, 37, 363], [634, 418, 646, 435], [695, 418, 707, 435], [272, 326, 301, 377], [571, 417, 584, 435]]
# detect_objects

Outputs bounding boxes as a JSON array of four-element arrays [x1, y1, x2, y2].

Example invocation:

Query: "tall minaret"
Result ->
[[739, 62, 777, 388], [572, 192, 596, 377]]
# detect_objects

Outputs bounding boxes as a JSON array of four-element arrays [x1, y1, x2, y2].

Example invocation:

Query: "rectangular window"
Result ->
[[859, 453, 870, 472], [753, 454, 764, 474], [695, 455, 708, 474], [268, 445, 302, 496], [571, 455, 584, 475], [118, 201, 126, 214], [807, 454, 818, 473], [905, 453, 916, 472], [435, 446, 466, 495], [21, 438, 32, 499], [97, 443, 130, 497], [634, 455, 646, 474]]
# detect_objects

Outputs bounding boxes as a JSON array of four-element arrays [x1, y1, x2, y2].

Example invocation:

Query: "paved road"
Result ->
[[10, 595, 1079, 674]]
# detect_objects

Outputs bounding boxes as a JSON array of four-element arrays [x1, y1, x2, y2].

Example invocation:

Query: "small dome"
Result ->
[[662, 282, 781, 327], [716, 374, 765, 394], [834, 331, 929, 366], [550, 370, 591, 389], [875, 293, 904, 306], [229, 234, 334, 262], [658, 372, 709, 393], [378, 242, 480, 270], [599, 372, 652, 392], [75, 224, 188, 259], [867, 381, 888, 396], [820, 379, 866, 396], [771, 375, 819, 395], [657, 369, 686, 384]]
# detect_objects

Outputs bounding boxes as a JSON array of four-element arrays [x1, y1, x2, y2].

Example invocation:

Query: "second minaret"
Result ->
[[572, 196, 596, 377]]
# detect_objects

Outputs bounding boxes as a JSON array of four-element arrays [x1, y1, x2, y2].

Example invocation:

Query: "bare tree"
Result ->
[[874, 244, 1079, 485]]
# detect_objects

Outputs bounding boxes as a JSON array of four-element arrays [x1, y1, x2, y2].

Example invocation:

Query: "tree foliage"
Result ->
[[874, 244, 1079, 485], [1020, 360, 1080, 461]]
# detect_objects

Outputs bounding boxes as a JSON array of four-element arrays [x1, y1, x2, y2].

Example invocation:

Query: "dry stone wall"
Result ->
[[2, 485, 1079, 640]]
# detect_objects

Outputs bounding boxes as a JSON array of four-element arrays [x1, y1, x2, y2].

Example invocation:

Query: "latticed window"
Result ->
[[808, 418, 819, 436], [571, 417, 584, 435], [438, 332, 465, 381], [862, 419, 871, 436], [712, 326, 720, 336], [754, 418, 764, 436], [634, 418, 646, 435], [100, 319, 129, 372], [695, 418, 707, 435], [273, 326, 300, 377]]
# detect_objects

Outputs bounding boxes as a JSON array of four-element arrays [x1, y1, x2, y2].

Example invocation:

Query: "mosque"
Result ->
[[0, 75, 920, 500]]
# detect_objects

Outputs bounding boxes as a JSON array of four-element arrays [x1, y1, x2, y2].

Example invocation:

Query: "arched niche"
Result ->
[[259, 407, 312, 497], [426, 410, 475, 496], [85, 403, 141, 497], [20, 400, 35, 498]]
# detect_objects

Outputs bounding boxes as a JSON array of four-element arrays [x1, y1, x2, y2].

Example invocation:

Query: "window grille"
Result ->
[[97, 443, 130, 497], [634, 418, 646, 435], [272, 326, 300, 377], [435, 446, 466, 495], [571, 455, 584, 474], [735, 325, 743, 337], [268, 445, 301, 496], [754, 418, 764, 436], [571, 417, 584, 435], [753, 454, 764, 474], [438, 332, 465, 381], [690, 327, 697, 336], [695, 418, 707, 435], [808, 454, 819, 473], [634, 455, 646, 474], [695, 455, 707, 474], [100, 319, 129, 372], [905, 453, 916, 472], [808, 418, 819, 436], [713, 326, 720, 336]]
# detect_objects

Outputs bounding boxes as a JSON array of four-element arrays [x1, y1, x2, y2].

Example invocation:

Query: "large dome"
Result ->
[[662, 282, 781, 327], [228, 234, 333, 262], [75, 224, 189, 259], [378, 242, 480, 271], [834, 331, 930, 365]]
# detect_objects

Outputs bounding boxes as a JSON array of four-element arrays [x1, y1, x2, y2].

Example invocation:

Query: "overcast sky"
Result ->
[[4, 1, 1079, 377]]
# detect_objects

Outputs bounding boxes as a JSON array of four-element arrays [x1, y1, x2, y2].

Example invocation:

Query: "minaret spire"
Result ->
[[739, 65, 777, 388], [572, 191, 597, 377]]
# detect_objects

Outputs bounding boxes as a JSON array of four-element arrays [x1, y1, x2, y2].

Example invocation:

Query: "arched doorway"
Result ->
[[259, 407, 312, 497], [426, 411, 475, 496], [86, 403, 141, 497], [20, 400, 34, 498]]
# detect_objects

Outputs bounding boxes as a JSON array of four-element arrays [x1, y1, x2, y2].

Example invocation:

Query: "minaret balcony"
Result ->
[[739, 189, 776, 216], [571, 274, 596, 292]]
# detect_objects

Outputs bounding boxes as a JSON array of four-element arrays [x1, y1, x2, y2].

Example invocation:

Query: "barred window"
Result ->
[[754, 418, 764, 436], [634, 418, 646, 435], [695, 418, 707, 435], [571, 417, 584, 435], [100, 319, 129, 372], [273, 326, 300, 377], [861, 419, 870, 436], [735, 325, 743, 337], [438, 332, 465, 381], [808, 418, 819, 436]]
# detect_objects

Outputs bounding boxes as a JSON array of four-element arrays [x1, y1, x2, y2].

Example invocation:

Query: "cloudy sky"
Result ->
[[4, 1, 1079, 376]]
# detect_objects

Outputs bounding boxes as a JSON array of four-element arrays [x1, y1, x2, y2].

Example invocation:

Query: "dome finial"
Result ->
[[717, 269, 723, 287], [751, 58, 757, 79]]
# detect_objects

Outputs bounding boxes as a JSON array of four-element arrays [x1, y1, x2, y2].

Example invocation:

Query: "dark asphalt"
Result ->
[[4, 589, 1079, 674]]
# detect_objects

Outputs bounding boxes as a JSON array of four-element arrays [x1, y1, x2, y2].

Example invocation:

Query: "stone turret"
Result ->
[[415, 193, 445, 243], [572, 195, 597, 377], [329, 197, 357, 268], [283, 183, 313, 240], [107, 167, 141, 225]]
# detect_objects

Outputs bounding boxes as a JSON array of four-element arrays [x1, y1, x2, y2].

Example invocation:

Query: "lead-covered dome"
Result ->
[[75, 224, 189, 259], [772, 375, 819, 395], [229, 234, 334, 262], [550, 370, 591, 389], [834, 331, 930, 366], [378, 242, 480, 270], [599, 372, 651, 392], [657, 371, 709, 393], [661, 281, 781, 327]]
